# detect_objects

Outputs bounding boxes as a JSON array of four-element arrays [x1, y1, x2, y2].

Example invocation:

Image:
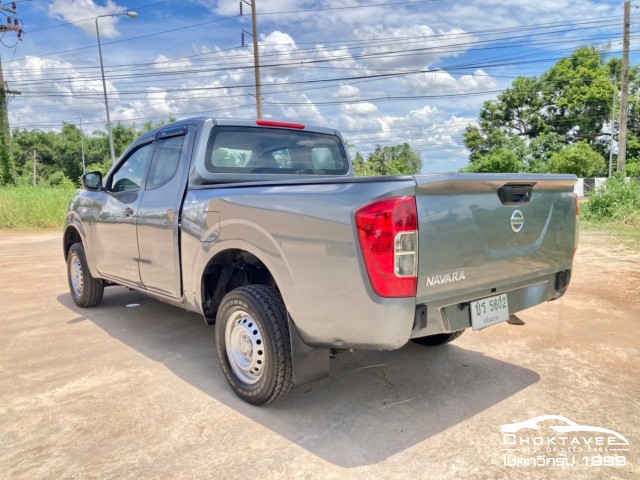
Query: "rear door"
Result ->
[[414, 174, 577, 304], [136, 125, 194, 298]]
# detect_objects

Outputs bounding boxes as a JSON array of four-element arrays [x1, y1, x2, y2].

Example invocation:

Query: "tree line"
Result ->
[[0, 118, 424, 185], [0, 119, 174, 187], [464, 46, 640, 176]]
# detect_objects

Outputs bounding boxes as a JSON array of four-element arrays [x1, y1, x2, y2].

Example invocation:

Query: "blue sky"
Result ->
[[1, 0, 634, 171]]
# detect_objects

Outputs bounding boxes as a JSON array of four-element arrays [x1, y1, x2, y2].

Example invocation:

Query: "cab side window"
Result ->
[[146, 135, 185, 190], [110, 143, 154, 193]]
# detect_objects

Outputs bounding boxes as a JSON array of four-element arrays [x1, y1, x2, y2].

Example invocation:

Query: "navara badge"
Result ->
[[510, 210, 524, 233]]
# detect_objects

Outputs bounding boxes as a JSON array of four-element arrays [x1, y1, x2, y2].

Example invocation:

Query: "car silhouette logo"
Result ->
[[501, 415, 629, 446]]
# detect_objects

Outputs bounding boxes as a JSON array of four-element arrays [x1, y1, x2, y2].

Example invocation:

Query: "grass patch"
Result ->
[[0, 185, 76, 231], [581, 175, 640, 249], [580, 218, 640, 249]]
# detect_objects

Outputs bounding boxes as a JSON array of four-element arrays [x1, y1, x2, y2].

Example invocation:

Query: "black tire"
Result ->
[[215, 285, 294, 405], [66, 243, 104, 308], [412, 329, 465, 346]]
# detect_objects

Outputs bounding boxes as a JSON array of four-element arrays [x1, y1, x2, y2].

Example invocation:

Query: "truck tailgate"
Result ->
[[414, 174, 577, 305]]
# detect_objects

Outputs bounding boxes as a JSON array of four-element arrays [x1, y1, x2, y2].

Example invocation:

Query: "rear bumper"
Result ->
[[410, 270, 571, 339]]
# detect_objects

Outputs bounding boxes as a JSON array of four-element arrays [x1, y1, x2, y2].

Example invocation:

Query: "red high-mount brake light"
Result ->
[[255, 120, 305, 129], [356, 196, 418, 298]]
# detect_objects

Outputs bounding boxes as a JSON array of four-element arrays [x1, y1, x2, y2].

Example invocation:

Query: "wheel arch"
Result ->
[[200, 246, 331, 388], [63, 224, 84, 259], [200, 247, 280, 324]]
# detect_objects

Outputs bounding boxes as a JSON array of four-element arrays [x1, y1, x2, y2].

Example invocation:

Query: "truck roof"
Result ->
[[138, 117, 341, 143]]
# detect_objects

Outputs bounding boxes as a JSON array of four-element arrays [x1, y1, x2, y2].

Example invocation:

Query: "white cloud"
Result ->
[[261, 30, 297, 56], [8, 56, 113, 129], [265, 93, 325, 125], [332, 85, 361, 99], [312, 45, 356, 70], [355, 24, 472, 70], [48, 0, 130, 38], [340, 102, 378, 116], [152, 55, 193, 72], [214, 0, 299, 17]]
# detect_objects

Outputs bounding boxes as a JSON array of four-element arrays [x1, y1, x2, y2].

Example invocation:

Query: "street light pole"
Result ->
[[95, 11, 138, 167], [73, 116, 86, 175]]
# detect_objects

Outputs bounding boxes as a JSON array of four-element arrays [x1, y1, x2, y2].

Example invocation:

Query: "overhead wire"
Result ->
[[7, 6, 636, 144]]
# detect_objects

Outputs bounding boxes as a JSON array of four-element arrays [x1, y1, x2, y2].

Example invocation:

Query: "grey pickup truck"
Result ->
[[63, 117, 578, 405]]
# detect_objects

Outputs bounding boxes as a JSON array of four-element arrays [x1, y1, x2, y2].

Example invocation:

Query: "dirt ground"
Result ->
[[1, 231, 639, 480]]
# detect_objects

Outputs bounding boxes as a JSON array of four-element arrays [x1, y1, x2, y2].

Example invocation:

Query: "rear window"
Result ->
[[204, 126, 349, 175]]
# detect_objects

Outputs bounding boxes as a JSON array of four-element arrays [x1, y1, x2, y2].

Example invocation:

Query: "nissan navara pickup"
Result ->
[[63, 117, 579, 405]]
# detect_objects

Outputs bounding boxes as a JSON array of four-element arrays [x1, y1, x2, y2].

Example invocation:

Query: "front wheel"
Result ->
[[66, 243, 104, 308], [215, 285, 294, 405], [411, 330, 464, 346]]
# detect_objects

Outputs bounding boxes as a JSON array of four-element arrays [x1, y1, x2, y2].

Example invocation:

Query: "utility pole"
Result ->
[[0, 56, 21, 145], [0, 4, 24, 140], [240, 0, 262, 118], [31, 148, 36, 186], [609, 73, 617, 178], [0, 4, 24, 184], [80, 117, 86, 175], [618, 0, 631, 174]]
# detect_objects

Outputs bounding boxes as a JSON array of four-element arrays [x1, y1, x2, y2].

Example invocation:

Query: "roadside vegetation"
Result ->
[[581, 176, 640, 246], [0, 182, 76, 231]]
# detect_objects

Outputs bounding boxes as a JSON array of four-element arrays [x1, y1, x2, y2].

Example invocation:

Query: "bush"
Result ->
[[546, 142, 606, 177], [463, 148, 524, 173], [583, 175, 640, 226]]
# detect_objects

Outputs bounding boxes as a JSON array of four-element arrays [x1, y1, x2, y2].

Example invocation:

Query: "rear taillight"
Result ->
[[574, 193, 580, 257], [356, 196, 418, 297]]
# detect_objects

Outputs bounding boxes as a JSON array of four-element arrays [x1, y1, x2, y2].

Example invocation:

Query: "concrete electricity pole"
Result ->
[[0, 55, 20, 144], [29, 148, 37, 186], [617, 0, 631, 174], [0, 6, 24, 184], [0, 4, 23, 144], [609, 73, 617, 178], [240, 0, 262, 119]]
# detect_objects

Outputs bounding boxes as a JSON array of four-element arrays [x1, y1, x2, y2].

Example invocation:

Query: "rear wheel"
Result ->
[[215, 285, 294, 405], [66, 243, 104, 307], [412, 330, 464, 346]]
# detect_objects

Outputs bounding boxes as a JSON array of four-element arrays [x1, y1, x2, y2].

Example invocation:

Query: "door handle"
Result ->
[[122, 207, 134, 217]]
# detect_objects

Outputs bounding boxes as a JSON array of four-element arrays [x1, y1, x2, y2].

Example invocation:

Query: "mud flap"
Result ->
[[288, 314, 330, 385]]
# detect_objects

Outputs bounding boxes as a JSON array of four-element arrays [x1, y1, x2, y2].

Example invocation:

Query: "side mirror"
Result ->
[[82, 171, 103, 191]]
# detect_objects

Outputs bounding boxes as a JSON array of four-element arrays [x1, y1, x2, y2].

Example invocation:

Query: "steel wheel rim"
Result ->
[[225, 310, 265, 385], [69, 252, 84, 299]]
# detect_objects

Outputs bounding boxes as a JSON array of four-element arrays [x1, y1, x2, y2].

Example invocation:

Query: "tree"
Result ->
[[463, 148, 525, 173], [0, 136, 15, 185], [9, 117, 176, 185], [541, 47, 614, 143], [525, 132, 566, 173], [546, 142, 606, 177], [463, 46, 622, 174], [352, 152, 374, 176], [479, 76, 548, 139], [361, 143, 423, 176]]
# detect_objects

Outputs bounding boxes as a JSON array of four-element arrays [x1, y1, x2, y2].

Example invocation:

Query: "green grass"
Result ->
[[580, 218, 640, 249], [0, 185, 76, 231], [581, 176, 640, 249]]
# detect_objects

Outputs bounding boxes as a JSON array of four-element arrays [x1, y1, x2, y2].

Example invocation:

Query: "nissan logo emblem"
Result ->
[[510, 210, 524, 233]]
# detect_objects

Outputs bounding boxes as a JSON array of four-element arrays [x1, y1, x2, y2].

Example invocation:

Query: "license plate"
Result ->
[[470, 294, 509, 330]]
